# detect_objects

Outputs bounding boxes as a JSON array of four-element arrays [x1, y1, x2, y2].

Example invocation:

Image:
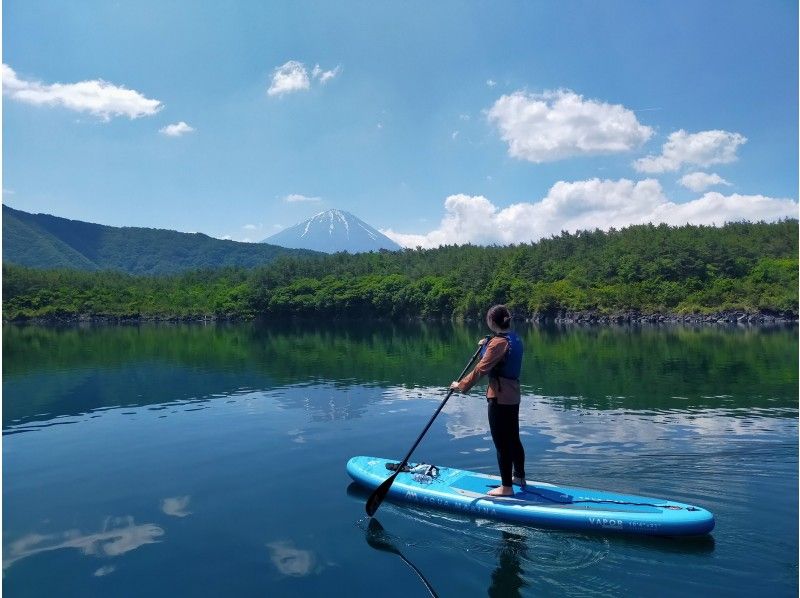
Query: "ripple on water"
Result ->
[[357, 505, 611, 575]]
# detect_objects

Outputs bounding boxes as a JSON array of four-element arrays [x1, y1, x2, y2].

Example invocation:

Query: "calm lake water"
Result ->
[[3, 322, 798, 597]]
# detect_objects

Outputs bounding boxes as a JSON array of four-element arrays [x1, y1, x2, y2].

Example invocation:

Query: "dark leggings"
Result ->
[[487, 401, 526, 487]]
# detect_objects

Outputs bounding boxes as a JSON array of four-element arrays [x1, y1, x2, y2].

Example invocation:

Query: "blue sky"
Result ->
[[3, 1, 797, 246]]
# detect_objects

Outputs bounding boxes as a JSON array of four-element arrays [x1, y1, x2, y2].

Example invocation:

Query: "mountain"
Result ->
[[263, 209, 402, 253], [2, 205, 319, 275]]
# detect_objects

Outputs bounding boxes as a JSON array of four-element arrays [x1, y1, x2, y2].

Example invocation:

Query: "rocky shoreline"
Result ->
[[525, 309, 798, 325], [6, 309, 798, 326]]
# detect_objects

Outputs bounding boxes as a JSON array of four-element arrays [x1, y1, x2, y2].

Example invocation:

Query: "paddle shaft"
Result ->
[[365, 339, 486, 516]]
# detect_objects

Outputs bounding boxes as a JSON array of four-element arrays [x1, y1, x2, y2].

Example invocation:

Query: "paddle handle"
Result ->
[[365, 339, 486, 516]]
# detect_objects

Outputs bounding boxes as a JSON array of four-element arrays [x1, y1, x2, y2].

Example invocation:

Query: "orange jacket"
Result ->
[[455, 336, 521, 405]]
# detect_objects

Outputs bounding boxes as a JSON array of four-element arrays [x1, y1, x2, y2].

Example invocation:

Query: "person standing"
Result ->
[[451, 305, 526, 497]]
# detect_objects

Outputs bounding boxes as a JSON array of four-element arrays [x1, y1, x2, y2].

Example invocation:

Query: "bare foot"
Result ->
[[487, 486, 514, 497]]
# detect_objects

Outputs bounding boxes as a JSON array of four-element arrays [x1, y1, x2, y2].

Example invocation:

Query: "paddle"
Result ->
[[365, 339, 487, 517]]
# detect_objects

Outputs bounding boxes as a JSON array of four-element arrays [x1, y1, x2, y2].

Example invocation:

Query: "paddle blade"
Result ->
[[366, 472, 397, 516]]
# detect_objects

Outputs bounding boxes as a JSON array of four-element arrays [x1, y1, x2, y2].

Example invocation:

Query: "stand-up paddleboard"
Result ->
[[348, 456, 715, 536]]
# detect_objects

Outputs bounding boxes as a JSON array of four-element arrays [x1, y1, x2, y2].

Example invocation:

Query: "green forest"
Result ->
[[3, 220, 798, 322], [2, 204, 317, 274]]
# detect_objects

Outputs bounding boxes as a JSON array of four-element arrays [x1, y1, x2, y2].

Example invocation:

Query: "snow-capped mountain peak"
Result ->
[[264, 209, 401, 253]]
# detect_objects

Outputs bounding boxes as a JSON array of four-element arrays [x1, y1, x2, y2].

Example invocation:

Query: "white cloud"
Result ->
[[649, 191, 797, 225], [268, 61, 340, 97], [382, 194, 504, 248], [159, 121, 194, 137], [283, 193, 321, 203], [381, 179, 797, 248], [634, 129, 747, 173], [312, 64, 341, 84], [451, 130, 459, 140], [678, 172, 731, 192], [487, 89, 653, 163], [242, 223, 260, 230], [268, 61, 311, 96], [486, 79, 497, 87], [2, 64, 162, 120]]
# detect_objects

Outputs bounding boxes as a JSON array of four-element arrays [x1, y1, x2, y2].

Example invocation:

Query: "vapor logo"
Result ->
[[589, 517, 624, 529]]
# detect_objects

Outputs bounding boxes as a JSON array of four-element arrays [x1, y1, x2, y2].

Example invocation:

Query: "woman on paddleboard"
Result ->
[[450, 305, 526, 497]]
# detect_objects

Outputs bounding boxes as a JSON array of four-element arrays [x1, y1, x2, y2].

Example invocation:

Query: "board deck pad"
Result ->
[[347, 456, 715, 536]]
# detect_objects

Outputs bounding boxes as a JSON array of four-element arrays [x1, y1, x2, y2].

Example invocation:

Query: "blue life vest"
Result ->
[[480, 332, 523, 381]]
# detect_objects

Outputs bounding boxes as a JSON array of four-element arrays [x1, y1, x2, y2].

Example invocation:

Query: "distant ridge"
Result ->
[[263, 209, 401, 253], [2, 205, 319, 275]]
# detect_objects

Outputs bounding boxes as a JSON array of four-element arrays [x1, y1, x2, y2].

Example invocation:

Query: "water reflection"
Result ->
[[3, 321, 794, 596], [161, 495, 192, 517], [93, 565, 116, 577], [365, 517, 439, 598], [488, 530, 527, 598], [3, 322, 796, 428], [266, 540, 324, 577], [3, 516, 164, 570], [440, 394, 798, 448]]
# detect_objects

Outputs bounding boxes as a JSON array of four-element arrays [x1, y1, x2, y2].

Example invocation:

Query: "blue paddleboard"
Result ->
[[347, 456, 715, 536]]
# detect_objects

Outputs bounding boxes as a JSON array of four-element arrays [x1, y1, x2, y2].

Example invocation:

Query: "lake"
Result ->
[[3, 322, 798, 597]]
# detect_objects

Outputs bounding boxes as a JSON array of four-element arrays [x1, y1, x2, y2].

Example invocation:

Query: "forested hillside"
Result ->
[[2, 205, 319, 274], [3, 220, 797, 322]]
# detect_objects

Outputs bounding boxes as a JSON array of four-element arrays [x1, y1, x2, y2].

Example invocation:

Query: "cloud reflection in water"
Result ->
[[161, 495, 192, 517], [266, 540, 324, 577], [3, 516, 164, 570]]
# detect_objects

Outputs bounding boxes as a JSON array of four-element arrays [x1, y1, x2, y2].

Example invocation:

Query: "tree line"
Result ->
[[3, 220, 797, 321]]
